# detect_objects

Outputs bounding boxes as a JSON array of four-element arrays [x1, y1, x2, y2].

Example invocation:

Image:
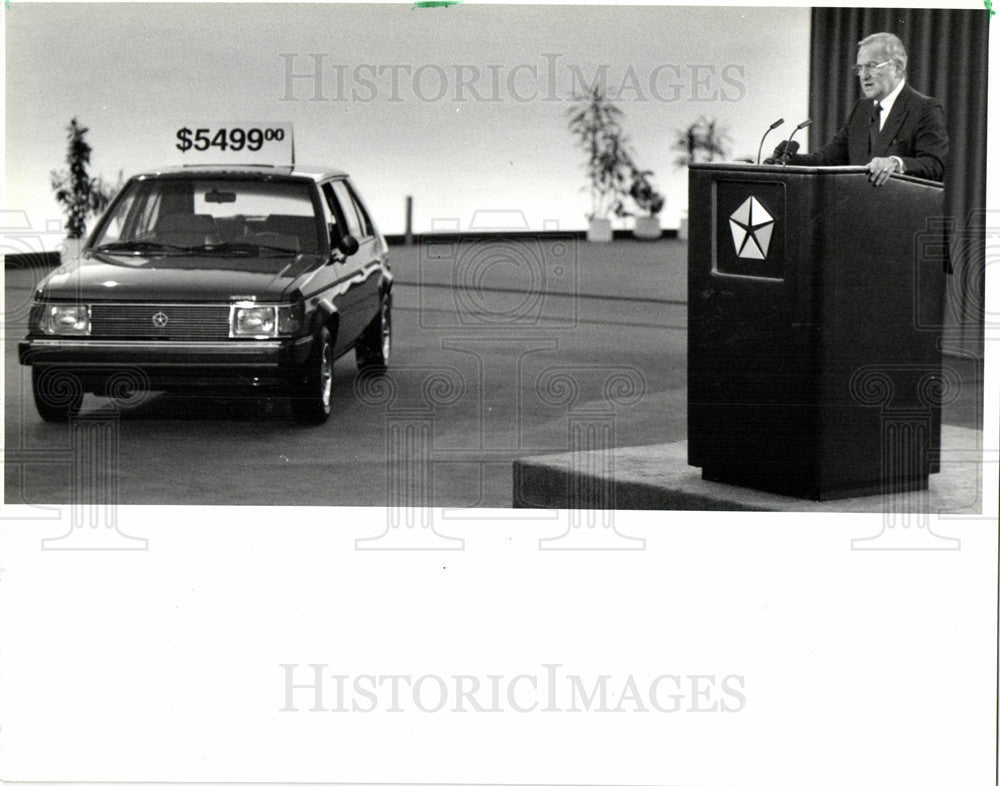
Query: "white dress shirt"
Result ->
[[876, 79, 907, 172]]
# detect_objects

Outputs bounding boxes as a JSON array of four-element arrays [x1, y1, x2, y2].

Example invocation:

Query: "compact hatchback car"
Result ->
[[19, 165, 392, 423]]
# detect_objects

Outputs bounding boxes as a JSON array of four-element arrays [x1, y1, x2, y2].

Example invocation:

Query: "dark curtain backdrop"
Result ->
[[808, 8, 988, 360]]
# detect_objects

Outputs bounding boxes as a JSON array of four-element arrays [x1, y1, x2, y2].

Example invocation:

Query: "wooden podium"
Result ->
[[687, 163, 947, 500]]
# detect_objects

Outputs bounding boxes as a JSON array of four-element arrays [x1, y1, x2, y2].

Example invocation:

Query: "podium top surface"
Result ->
[[689, 162, 943, 189]]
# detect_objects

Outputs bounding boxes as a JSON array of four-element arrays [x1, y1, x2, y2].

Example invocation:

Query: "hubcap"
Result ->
[[380, 304, 391, 361], [320, 345, 333, 408]]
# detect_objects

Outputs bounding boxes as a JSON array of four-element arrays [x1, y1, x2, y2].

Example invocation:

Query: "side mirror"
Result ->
[[338, 234, 360, 257]]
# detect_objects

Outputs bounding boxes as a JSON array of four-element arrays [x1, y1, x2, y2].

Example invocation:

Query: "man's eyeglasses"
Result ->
[[852, 60, 892, 76]]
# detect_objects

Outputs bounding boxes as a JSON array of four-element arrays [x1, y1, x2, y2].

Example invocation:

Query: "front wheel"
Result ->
[[356, 294, 391, 371], [32, 367, 85, 422], [291, 328, 334, 423]]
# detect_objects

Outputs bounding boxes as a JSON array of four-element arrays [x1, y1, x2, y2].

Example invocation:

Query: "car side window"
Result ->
[[328, 181, 364, 239], [345, 181, 374, 238], [320, 183, 344, 246]]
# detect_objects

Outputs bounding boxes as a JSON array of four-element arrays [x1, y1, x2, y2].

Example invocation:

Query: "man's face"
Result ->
[[856, 42, 901, 101]]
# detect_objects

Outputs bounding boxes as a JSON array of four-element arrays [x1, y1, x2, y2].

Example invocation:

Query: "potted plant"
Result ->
[[627, 168, 665, 240], [672, 116, 731, 168], [50, 118, 120, 261], [673, 117, 731, 241], [567, 87, 633, 242]]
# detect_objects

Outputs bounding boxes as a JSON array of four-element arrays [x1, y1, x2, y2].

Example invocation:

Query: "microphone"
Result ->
[[756, 118, 785, 165], [779, 119, 812, 165]]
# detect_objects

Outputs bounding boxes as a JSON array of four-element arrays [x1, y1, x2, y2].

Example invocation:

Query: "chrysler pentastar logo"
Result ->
[[729, 196, 775, 260], [151, 311, 169, 328]]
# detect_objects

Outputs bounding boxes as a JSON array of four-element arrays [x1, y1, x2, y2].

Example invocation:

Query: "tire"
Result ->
[[291, 328, 334, 424], [32, 367, 84, 422], [356, 294, 391, 371]]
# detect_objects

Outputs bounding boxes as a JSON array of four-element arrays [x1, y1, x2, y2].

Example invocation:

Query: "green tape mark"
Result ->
[[986, 0, 995, 16], [412, 0, 462, 8]]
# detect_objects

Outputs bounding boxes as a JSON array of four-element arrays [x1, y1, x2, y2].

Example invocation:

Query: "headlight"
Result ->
[[42, 304, 91, 335], [230, 304, 278, 338], [230, 303, 302, 338]]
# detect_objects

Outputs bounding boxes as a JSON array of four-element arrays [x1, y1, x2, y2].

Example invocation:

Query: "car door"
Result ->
[[327, 179, 382, 344], [319, 180, 369, 354]]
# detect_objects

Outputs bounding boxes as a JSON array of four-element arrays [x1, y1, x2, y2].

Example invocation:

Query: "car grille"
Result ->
[[89, 304, 231, 340]]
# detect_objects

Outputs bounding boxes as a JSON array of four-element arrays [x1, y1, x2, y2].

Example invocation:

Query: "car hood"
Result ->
[[38, 252, 323, 302]]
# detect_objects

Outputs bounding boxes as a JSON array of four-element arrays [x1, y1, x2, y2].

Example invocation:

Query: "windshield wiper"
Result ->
[[92, 240, 193, 254], [206, 241, 302, 255]]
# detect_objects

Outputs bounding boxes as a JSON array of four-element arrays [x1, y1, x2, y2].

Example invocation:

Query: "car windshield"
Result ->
[[90, 177, 323, 256]]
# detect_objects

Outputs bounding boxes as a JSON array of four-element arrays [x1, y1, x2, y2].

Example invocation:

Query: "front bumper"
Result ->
[[18, 336, 316, 390]]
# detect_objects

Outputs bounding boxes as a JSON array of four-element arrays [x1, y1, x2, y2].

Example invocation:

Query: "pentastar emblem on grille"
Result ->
[[151, 311, 169, 328], [729, 196, 775, 260]]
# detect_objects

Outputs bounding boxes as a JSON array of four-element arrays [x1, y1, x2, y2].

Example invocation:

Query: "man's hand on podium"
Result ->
[[866, 155, 902, 186], [762, 140, 798, 165]]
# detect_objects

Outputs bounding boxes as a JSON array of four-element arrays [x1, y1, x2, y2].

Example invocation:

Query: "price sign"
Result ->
[[169, 122, 294, 166]]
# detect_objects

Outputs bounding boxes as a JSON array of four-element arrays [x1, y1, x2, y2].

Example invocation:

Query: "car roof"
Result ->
[[132, 164, 348, 182]]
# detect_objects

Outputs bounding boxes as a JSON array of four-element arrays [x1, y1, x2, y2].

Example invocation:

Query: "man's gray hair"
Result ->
[[858, 32, 908, 74]]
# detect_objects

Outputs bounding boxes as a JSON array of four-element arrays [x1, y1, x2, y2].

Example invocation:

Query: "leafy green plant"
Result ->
[[566, 88, 634, 222], [673, 116, 731, 168], [627, 168, 665, 217], [50, 118, 121, 239]]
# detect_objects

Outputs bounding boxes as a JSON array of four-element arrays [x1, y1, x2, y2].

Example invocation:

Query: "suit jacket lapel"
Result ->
[[873, 85, 910, 157]]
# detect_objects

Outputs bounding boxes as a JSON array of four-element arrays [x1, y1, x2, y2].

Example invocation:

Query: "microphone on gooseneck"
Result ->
[[779, 119, 812, 164], [756, 118, 785, 165]]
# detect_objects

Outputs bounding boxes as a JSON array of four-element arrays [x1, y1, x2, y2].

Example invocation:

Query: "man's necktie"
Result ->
[[869, 101, 883, 154]]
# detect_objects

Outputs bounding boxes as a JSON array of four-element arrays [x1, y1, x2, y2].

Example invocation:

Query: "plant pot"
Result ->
[[586, 218, 613, 242], [632, 215, 661, 240], [678, 214, 689, 242], [60, 237, 85, 264]]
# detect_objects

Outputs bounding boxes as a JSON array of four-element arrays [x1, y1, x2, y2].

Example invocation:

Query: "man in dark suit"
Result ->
[[773, 32, 948, 185]]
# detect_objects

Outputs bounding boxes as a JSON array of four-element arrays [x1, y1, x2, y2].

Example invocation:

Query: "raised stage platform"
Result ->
[[512, 425, 983, 513]]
